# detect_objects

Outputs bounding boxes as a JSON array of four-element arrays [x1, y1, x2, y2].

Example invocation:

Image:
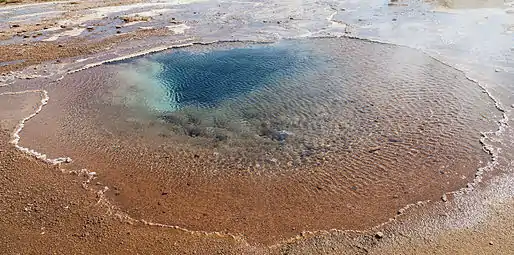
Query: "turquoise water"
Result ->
[[153, 44, 308, 109], [108, 38, 496, 169], [112, 41, 328, 144], [112, 43, 317, 112]]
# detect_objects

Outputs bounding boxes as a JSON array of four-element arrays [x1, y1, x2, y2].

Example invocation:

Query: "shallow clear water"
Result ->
[[22, 37, 501, 243], [101, 38, 499, 171]]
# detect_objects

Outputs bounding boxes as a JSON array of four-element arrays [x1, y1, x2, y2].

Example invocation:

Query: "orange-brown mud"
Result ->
[[0, 130, 255, 254]]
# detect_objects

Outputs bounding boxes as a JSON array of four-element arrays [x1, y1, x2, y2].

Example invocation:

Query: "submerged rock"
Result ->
[[161, 113, 185, 125], [214, 133, 228, 141], [388, 137, 403, 143], [272, 130, 290, 142], [185, 125, 204, 137]]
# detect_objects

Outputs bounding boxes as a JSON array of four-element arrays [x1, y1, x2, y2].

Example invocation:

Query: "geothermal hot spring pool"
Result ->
[[23, 38, 500, 244]]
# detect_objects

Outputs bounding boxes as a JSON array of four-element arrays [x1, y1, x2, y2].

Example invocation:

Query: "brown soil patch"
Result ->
[[0, 28, 169, 73]]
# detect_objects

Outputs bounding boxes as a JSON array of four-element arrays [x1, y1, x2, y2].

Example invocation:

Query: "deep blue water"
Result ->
[[150, 44, 308, 109]]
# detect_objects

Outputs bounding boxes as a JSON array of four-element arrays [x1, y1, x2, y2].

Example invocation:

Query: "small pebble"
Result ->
[[442, 194, 448, 202], [489, 241, 494, 245], [375, 232, 384, 239], [368, 146, 381, 153]]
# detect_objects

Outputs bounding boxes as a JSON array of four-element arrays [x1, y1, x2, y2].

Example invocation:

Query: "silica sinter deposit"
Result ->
[[20, 38, 501, 244]]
